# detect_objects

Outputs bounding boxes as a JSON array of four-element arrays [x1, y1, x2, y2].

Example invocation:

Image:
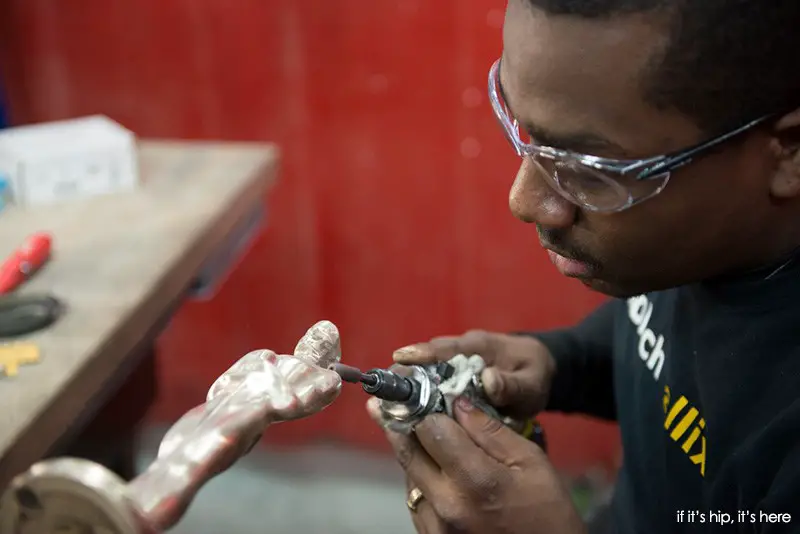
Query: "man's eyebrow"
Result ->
[[524, 123, 624, 154], [498, 78, 626, 155]]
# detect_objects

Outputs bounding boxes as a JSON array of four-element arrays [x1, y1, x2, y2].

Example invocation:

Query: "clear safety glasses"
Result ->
[[488, 58, 777, 212]]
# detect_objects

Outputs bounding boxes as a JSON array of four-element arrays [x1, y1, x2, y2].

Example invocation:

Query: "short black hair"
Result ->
[[526, 0, 800, 135]]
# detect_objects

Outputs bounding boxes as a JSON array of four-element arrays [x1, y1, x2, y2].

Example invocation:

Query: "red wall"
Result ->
[[0, 0, 619, 475]]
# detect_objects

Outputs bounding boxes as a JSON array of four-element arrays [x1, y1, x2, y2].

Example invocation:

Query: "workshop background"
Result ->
[[1, 1, 619, 530]]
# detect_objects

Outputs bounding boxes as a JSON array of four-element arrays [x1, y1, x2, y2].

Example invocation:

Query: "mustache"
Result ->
[[536, 225, 598, 266]]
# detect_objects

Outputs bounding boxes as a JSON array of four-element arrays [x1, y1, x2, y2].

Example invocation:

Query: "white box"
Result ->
[[0, 115, 139, 207]]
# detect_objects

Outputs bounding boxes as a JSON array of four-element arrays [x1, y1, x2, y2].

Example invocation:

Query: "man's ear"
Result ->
[[769, 108, 800, 199]]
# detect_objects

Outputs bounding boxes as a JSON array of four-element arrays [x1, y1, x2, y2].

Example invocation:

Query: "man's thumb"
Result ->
[[481, 367, 523, 407]]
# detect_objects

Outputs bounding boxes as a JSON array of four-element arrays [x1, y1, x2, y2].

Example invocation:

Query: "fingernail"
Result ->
[[366, 397, 381, 418], [456, 396, 474, 412], [481, 368, 499, 396], [393, 346, 418, 361]]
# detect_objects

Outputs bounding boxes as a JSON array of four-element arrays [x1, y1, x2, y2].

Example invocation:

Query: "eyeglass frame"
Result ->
[[488, 58, 779, 185]]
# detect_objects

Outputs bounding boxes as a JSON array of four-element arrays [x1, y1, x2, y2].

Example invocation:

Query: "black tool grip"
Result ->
[[0, 294, 64, 338], [362, 368, 415, 402]]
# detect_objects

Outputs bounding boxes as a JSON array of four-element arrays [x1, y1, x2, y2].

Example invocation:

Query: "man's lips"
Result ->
[[545, 248, 594, 277]]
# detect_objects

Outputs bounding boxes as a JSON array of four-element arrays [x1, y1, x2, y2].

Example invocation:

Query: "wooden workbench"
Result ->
[[0, 140, 279, 488]]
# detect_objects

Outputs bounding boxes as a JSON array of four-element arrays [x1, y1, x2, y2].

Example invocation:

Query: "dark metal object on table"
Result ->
[[0, 294, 63, 338]]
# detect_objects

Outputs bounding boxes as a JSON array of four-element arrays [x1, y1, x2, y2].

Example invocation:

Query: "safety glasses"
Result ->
[[488, 58, 777, 212]]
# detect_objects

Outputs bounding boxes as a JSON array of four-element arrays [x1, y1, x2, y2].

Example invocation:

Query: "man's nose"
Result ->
[[508, 158, 577, 228]]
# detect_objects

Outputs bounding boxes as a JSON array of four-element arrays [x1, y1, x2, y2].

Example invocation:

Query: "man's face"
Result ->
[[501, 2, 778, 297]]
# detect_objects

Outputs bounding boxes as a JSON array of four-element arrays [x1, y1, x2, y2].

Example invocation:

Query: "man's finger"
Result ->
[[366, 397, 384, 425], [480, 366, 539, 412], [453, 396, 541, 467], [393, 330, 497, 365], [404, 477, 443, 534], [366, 399, 445, 497], [385, 429, 445, 498], [414, 414, 505, 494], [392, 336, 461, 365]]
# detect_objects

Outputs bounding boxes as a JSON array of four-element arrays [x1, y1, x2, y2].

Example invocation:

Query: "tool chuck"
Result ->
[[330, 363, 417, 403]]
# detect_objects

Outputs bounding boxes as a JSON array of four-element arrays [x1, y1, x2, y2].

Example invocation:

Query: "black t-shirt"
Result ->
[[527, 256, 800, 533]]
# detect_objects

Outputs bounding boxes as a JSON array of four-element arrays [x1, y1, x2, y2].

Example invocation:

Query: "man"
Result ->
[[366, 1, 800, 532]]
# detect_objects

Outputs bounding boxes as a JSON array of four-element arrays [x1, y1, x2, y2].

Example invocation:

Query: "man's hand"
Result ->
[[393, 330, 556, 418], [368, 396, 586, 534]]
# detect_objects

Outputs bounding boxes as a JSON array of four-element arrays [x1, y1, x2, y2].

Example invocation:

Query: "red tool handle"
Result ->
[[0, 232, 52, 294]]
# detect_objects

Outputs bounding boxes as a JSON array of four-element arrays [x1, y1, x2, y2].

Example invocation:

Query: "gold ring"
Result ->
[[406, 487, 425, 512]]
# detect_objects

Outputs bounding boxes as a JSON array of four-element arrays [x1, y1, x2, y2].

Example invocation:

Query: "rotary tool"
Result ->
[[331, 363, 416, 402], [330, 360, 546, 451]]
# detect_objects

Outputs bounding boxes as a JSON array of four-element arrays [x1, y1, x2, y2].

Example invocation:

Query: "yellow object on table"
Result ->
[[0, 343, 40, 377]]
